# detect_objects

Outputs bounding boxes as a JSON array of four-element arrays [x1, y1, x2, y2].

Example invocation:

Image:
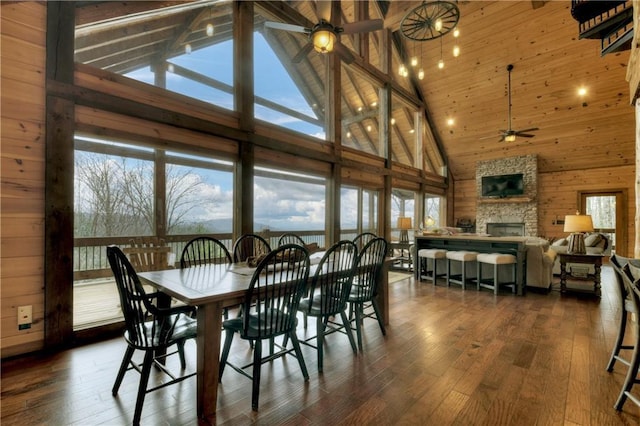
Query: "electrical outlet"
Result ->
[[18, 305, 32, 330]]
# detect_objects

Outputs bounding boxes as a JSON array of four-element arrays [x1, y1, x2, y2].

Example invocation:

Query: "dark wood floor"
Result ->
[[3, 268, 640, 425]]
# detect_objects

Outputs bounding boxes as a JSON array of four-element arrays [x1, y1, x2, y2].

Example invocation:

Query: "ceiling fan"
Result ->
[[489, 64, 540, 142], [264, 1, 383, 64]]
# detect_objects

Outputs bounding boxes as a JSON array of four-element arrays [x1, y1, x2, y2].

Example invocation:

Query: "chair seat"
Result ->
[[418, 249, 446, 259], [446, 251, 478, 262], [125, 313, 197, 349], [299, 294, 343, 317], [223, 310, 296, 339], [477, 253, 516, 264]]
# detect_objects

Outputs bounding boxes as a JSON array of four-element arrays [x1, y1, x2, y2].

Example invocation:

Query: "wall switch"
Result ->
[[18, 305, 32, 330]]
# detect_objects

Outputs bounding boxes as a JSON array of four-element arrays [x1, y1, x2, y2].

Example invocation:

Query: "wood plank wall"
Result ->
[[1, 2, 47, 357], [452, 164, 636, 255]]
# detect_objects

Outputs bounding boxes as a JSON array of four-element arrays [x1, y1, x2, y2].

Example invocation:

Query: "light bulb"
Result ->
[[447, 118, 454, 126], [418, 68, 424, 80], [206, 23, 214, 37], [435, 19, 443, 32], [411, 56, 418, 67], [391, 118, 396, 125], [399, 64, 407, 76], [185, 43, 192, 54], [438, 59, 444, 69], [367, 125, 372, 132], [453, 28, 460, 37], [346, 131, 351, 138], [453, 46, 460, 57], [578, 87, 587, 96]]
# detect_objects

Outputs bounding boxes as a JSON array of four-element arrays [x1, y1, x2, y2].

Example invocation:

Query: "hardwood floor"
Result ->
[[2, 268, 640, 425]]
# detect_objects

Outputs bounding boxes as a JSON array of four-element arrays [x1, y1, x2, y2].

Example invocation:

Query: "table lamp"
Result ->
[[397, 216, 412, 243], [424, 216, 436, 230], [563, 212, 594, 254]]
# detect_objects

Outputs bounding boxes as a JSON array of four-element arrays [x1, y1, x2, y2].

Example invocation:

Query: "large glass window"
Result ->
[[392, 93, 419, 167], [341, 66, 382, 156], [391, 188, 416, 241], [254, 167, 326, 247], [341, 185, 379, 240]]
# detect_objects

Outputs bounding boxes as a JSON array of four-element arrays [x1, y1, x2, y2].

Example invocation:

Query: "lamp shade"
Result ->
[[563, 214, 594, 233], [397, 217, 412, 230]]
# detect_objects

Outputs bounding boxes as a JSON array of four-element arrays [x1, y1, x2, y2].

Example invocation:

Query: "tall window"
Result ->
[[391, 188, 416, 241], [341, 186, 379, 239]]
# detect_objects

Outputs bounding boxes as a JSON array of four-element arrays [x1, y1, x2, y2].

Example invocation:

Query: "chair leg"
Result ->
[[354, 303, 364, 351], [177, 340, 187, 369], [371, 298, 386, 336], [251, 340, 263, 411], [112, 345, 135, 395], [494, 264, 499, 295], [607, 310, 629, 372], [614, 324, 640, 411], [477, 262, 481, 290], [340, 311, 357, 353], [289, 331, 309, 380], [133, 351, 154, 425], [316, 316, 325, 372], [219, 329, 235, 382]]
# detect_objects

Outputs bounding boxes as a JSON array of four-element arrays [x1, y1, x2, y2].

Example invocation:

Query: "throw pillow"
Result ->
[[584, 233, 602, 247], [552, 238, 568, 246]]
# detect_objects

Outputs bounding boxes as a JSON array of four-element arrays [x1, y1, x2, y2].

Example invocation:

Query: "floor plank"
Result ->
[[3, 268, 640, 425]]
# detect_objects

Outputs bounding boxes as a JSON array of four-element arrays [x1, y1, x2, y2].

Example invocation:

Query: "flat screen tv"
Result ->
[[481, 173, 524, 198]]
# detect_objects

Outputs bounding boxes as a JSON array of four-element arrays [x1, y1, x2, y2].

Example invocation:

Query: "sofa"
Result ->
[[550, 232, 609, 275]]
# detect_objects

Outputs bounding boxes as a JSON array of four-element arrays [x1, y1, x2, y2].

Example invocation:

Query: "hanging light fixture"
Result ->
[[312, 23, 337, 53], [399, 1, 460, 74]]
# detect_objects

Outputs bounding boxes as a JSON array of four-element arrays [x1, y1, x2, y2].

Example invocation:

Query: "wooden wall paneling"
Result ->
[[626, 1, 639, 104], [1, 1, 47, 357]]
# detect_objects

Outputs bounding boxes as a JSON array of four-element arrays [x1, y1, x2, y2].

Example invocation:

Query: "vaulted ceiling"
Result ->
[[75, 1, 637, 182], [387, 1, 635, 181]]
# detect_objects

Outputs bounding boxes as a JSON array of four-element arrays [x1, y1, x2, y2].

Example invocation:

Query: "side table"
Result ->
[[558, 252, 604, 297], [388, 241, 413, 272]]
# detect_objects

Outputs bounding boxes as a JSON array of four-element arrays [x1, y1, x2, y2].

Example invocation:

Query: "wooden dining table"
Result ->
[[137, 255, 392, 421]]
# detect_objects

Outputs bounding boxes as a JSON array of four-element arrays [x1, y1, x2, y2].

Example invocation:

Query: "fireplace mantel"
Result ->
[[478, 197, 534, 204]]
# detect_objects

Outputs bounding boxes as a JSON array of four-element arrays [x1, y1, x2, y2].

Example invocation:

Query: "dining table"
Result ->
[[137, 253, 392, 421]]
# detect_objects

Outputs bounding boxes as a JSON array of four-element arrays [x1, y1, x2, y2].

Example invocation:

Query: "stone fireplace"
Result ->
[[476, 155, 538, 237]]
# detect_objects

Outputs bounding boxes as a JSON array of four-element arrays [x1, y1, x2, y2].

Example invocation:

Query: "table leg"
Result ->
[[594, 262, 602, 297], [197, 302, 223, 421], [560, 259, 567, 294], [375, 258, 391, 326]]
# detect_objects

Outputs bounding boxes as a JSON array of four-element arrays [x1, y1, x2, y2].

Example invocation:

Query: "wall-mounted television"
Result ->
[[481, 173, 524, 198]]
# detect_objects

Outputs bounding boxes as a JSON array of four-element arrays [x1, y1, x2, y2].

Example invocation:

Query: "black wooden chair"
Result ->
[[232, 233, 271, 263], [353, 232, 377, 253], [613, 260, 640, 412], [348, 237, 388, 351], [107, 245, 197, 425], [277, 232, 306, 247], [218, 244, 311, 410], [607, 254, 638, 372], [298, 240, 358, 371], [180, 236, 232, 268]]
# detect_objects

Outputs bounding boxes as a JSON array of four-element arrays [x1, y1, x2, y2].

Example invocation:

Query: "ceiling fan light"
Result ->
[[505, 134, 516, 142], [312, 30, 336, 53]]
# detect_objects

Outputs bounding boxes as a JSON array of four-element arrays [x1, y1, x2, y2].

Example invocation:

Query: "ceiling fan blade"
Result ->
[[516, 133, 536, 138], [292, 42, 314, 63], [479, 133, 501, 140], [334, 42, 355, 64], [341, 19, 384, 34], [515, 127, 539, 133], [264, 21, 309, 34], [316, 1, 332, 22]]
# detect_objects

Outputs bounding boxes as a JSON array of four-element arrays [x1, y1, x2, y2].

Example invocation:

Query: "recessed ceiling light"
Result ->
[[578, 87, 587, 96], [447, 118, 455, 126]]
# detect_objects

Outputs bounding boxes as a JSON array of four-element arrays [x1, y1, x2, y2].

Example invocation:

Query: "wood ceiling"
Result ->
[[387, 0, 636, 181], [75, 1, 636, 182]]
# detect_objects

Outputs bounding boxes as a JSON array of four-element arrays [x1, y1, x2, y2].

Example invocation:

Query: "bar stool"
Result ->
[[417, 249, 447, 285], [476, 253, 517, 295], [446, 251, 478, 289]]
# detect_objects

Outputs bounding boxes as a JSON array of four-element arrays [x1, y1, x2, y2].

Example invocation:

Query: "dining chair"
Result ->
[[348, 236, 388, 351], [353, 232, 377, 253], [232, 233, 271, 263], [106, 245, 197, 425], [298, 240, 358, 372], [614, 262, 640, 412], [218, 243, 311, 411], [277, 232, 306, 247], [180, 236, 232, 268], [180, 236, 233, 318]]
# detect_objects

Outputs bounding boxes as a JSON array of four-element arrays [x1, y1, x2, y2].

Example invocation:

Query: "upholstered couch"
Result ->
[[550, 232, 609, 275]]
